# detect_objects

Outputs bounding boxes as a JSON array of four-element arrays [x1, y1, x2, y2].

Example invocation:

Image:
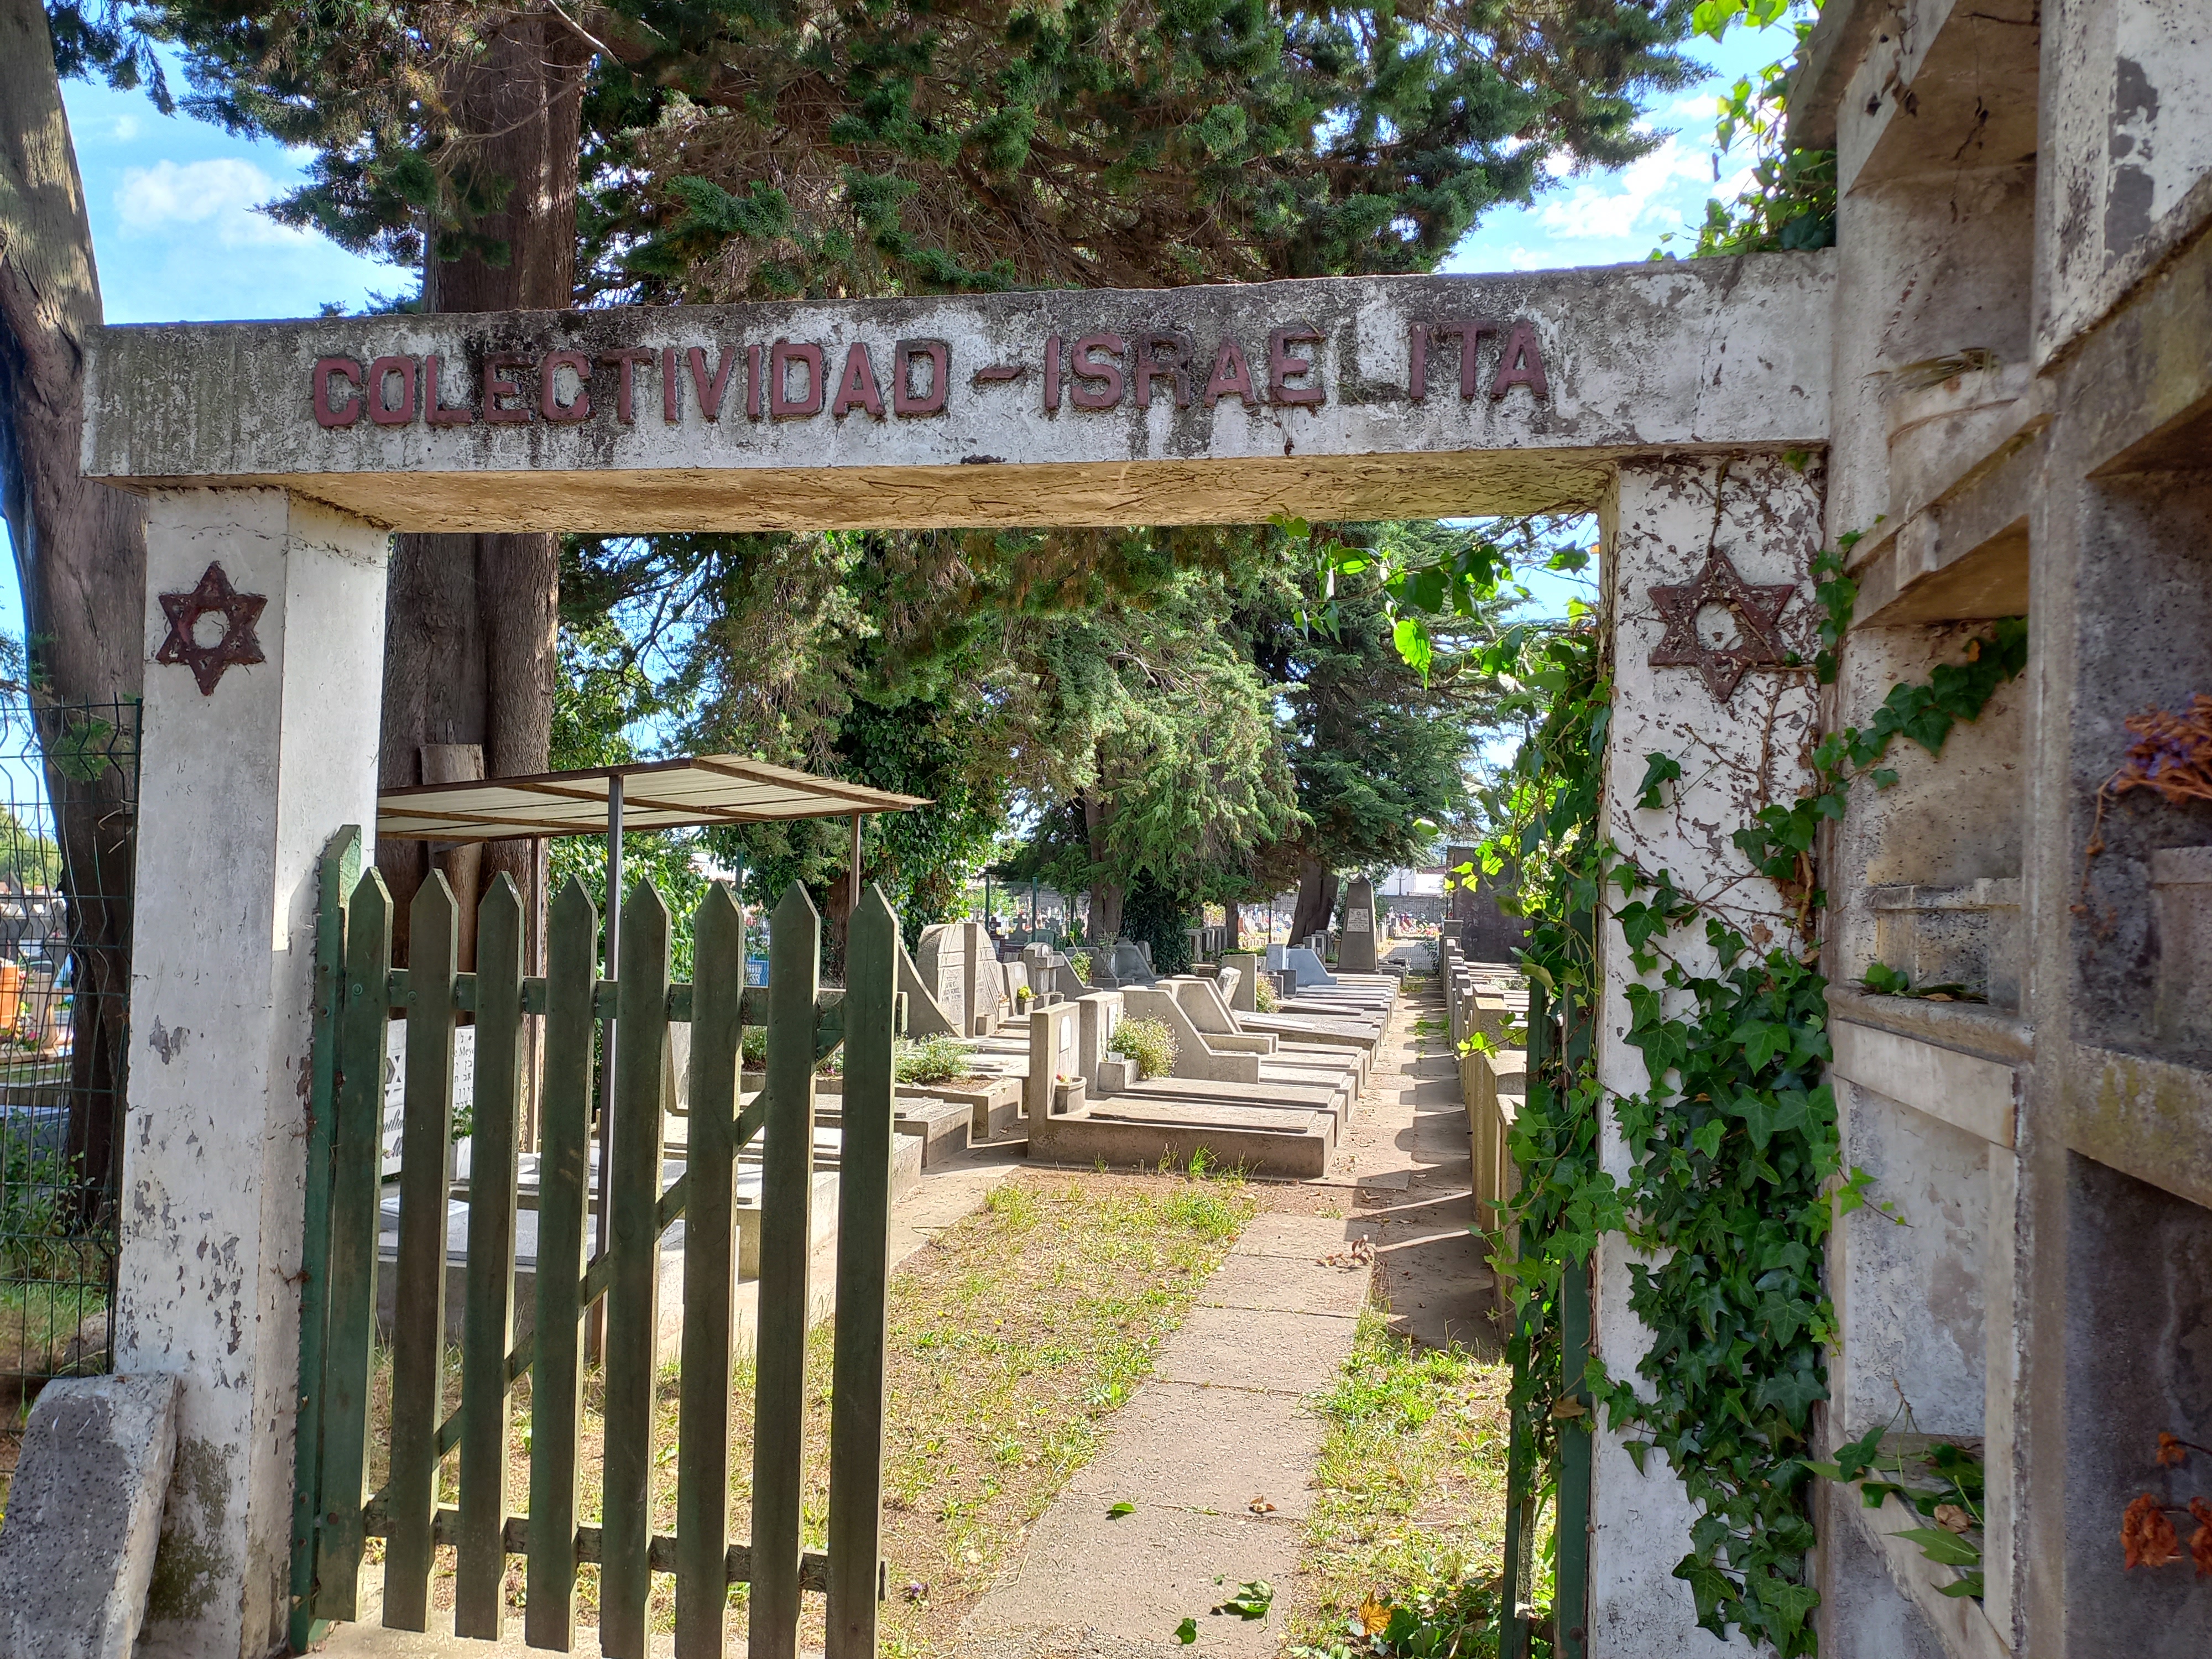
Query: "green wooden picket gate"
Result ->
[[288, 826, 901, 1658]]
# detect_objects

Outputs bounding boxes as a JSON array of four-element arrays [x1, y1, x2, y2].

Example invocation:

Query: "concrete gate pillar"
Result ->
[[1587, 456, 1825, 1655], [116, 489, 389, 1659]]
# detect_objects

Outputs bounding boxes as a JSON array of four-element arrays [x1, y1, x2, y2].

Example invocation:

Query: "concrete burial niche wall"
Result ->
[[80, 259, 1833, 533]]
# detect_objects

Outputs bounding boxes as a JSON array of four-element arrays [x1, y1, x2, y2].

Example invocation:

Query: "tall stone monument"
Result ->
[[1338, 875, 1378, 973]]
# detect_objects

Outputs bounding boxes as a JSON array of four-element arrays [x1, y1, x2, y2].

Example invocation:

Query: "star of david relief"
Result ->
[[1646, 550, 1797, 703], [154, 562, 268, 696]]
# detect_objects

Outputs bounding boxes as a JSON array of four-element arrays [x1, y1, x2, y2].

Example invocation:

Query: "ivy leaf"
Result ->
[[1692, 1119, 1726, 1160], [1751, 1571, 1821, 1641], [1673, 1554, 1735, 1632], [1888, 1527, 1981, 1568], [1636, 751, 1683, 810], [1754, 1361, 1827, 1425]]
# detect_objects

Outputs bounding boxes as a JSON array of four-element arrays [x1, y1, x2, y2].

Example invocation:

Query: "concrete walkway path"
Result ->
[[957, 1212, 1372, 1659]]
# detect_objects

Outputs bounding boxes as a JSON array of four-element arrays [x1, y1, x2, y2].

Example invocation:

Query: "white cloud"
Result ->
[[108, 114, 141, 142], [1531, 135, 1714, 242], [114, 159, 305, 247]]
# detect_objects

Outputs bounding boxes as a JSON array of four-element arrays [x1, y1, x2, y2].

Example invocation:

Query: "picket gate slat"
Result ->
[[675, 885, 747, 1659], [457, 876, 527, 1636], [826, 887, 897, 1658], [385, 875, 462, 1631], [299, 867, 892, 1656], [601, 884, 672, 1659], [315, 864, 390, 1621], [749, 884, 821, 1659], [526, 878, 599, 1652]]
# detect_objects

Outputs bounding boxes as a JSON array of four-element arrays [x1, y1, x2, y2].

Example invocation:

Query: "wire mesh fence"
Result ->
[[0, 691, 139, 1440]]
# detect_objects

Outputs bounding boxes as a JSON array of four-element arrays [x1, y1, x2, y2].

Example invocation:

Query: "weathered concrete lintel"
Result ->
[[84, 258, 1834, 533], [126, 451, 1639, 534]]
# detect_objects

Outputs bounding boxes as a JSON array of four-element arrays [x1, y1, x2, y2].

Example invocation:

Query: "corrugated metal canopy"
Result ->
[[377, 755, 928, 843]]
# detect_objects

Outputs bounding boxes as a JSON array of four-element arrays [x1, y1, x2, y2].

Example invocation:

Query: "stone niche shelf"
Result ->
[[1869, 878, 2023, 1011], [2069, 1042, 2212, 1214], [1833, 1472, 2011, 1659], [1825, 985, 2030, 1148], [2150, 846, 2212, 1051]]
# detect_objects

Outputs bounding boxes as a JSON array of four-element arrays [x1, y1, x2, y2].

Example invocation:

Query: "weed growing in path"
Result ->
[[1291, 1308, 1511, 1651]]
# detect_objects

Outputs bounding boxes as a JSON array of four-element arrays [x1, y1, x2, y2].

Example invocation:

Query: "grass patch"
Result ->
[[361, 1170, 1254, 1654], [1290, 1309, 1511, 1652]]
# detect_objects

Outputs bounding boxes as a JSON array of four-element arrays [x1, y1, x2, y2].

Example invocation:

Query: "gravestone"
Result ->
[[913, 924, 969, 1031], [1338, 877, 1379, 973]]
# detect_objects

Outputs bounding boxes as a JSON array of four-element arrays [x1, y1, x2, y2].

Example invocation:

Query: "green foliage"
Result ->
[[1292, 1579, 1506, 1658], [1108, 1018, 1177, 1080], [150, 1, 1705, 302], [1352, 505, 2025, 1652], [1253, 973, 1279, 1013], [1652, 2, 1834, 260], [0, 809, 61, 891], [1807, 1426, 1987, 1599], [893, 1034, 972, 1087]]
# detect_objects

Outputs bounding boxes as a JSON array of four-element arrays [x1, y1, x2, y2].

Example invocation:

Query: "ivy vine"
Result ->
[[1475, 535, 2027, 1655]]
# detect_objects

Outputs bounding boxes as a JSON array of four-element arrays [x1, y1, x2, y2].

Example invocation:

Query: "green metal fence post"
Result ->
[[288, 825, 358, 1653]]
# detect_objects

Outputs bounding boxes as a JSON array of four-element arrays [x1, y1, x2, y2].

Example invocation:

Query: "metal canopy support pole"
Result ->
[[588, 773, 624, 1363]]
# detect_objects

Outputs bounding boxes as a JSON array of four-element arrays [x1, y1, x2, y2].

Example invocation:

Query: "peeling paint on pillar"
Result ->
[[1589, 454, 1827, 1656]]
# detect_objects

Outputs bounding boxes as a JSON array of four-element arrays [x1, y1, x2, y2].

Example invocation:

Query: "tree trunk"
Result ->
[[378, 12, 583, 962], [0, 0, 146, 1216], [1082, 790, 1124, 942], [1288, 855, 1338, 947]]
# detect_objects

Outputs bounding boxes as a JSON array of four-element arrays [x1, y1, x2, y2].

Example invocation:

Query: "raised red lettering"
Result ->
[[1043, 334, 1063, 413], [366, 355, 418, 426], [1433, 320, 1499, 400], [540, 351, 592, 422], [831, 343, 886, 418], [312, 357, 362, 428], [893, 339, 950, 416], [769, 341, 824, 418], [1069, 333, 1126, 410], [599, 348, 655, 424], [1489, 322, 1549, 400], [1267, 327, 1323, 407], [424, 356, 473, 426], [483, 354, 531, 424], [662, 346, 680, 422], [688, 346, 740, 421], [1203, 338, 1256, 408], [1406, 323, 1429, 401], [1134, 332, 1193, 410]]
